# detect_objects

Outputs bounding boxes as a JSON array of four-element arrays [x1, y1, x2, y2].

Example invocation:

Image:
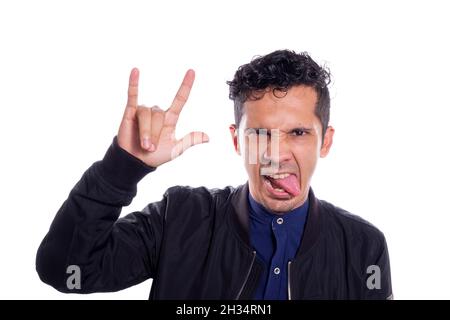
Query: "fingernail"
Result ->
[[142, 138, 150, 149]]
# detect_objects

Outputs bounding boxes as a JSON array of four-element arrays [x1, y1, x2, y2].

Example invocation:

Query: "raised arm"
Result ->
[[36, 68, 209, 293]]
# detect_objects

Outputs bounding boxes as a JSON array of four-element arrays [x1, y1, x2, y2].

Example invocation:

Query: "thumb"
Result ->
[[171, 131, 209, 160]]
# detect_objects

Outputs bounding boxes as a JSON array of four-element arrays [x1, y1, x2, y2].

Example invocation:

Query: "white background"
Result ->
[[0, 0, 449, 300]]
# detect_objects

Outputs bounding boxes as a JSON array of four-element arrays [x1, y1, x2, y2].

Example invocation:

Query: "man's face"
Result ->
[[229, 85, 334, 213]]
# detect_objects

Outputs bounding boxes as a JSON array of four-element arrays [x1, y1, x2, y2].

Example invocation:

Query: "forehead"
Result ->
[[241, 85, 319, 128]]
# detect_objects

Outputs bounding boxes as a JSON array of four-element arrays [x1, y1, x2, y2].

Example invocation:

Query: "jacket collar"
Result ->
[[229, 182, 322, 256]]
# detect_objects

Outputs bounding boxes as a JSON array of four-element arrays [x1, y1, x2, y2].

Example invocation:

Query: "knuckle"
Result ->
[[137, 104, 150, 111], [127, 89, 137, 97], [137, 105, 151, 116], [151, 105, 165, 115], [151, 105, 163, 111], [175, 93, 187, 102]]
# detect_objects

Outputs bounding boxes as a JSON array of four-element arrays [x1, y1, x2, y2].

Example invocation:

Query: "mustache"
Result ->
[[259, 165, 298, 176]]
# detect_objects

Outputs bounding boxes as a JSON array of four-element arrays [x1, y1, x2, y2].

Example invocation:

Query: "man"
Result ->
[[36, 50, 393, 299]]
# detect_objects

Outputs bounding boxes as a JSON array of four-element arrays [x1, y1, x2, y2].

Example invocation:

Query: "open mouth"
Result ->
[[262, 173, 300, 198]]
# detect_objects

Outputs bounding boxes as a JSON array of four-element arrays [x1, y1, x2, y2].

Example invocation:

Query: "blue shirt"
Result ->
[[248, 192, 309, 300]]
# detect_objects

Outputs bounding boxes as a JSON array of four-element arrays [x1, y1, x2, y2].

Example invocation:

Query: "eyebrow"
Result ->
[[244, 126, 313, 134], [288, 127, 313, 133]]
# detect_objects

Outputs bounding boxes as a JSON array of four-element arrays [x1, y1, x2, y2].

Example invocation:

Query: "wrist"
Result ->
[[96, 136, 156, 191]]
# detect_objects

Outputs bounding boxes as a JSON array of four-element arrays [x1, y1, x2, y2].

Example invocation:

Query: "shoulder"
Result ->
[[160, 184, 239, 220], [318, 199, 387, 248], [164, 184, 237, 203], [317, 199, 393, 299]]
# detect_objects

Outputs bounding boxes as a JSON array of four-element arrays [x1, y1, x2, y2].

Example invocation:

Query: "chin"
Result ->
[[262, 196, 302, 214]]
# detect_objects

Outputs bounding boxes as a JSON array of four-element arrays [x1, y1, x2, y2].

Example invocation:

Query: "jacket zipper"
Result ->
[[235, 251, 256, 300], [288, 261, 292, 300]]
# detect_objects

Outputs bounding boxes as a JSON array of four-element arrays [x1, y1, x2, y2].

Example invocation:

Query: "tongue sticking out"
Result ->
[[268, 175, 300, 197]]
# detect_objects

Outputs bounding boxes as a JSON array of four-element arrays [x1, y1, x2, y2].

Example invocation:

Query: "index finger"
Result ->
[[168, 69, 195, 116], [126, 67, 140, 109]]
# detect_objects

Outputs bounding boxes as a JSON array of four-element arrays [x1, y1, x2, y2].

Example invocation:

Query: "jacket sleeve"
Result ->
[[35, 136, 165, 293], [364, 233, 394, 300]]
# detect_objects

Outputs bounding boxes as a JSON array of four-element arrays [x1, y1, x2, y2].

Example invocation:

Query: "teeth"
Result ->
[[268, 173, 291, 179], [274, 187, 284, 192]]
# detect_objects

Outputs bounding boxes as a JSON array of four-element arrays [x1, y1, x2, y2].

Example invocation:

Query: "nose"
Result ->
[[261, 132, 292, 167]]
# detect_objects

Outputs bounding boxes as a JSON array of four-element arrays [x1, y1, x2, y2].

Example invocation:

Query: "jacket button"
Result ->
[[277, 218, 284, 225], [274, 267, 280, 275]]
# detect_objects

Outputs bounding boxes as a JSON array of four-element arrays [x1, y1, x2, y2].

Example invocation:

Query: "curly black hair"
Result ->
[[227, 49, 331, 141]]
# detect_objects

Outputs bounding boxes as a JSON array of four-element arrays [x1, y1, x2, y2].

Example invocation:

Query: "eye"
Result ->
[[291, 129, 306, 136], [255, 129, 270, 137]]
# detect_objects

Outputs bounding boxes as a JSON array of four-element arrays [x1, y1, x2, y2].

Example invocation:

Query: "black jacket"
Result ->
[[36, 137, 393, 299]]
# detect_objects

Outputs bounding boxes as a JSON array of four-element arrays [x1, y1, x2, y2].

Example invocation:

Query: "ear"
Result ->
[[320, 126, 335, 158], [229, 124, 241, 155]]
